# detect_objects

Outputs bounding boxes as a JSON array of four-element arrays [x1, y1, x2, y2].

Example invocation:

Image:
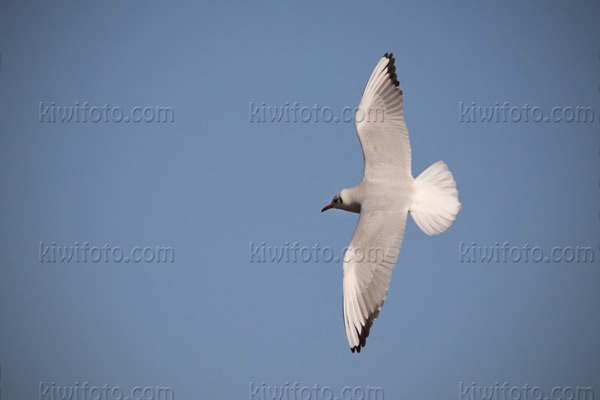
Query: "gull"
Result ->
[[321, 53, 461, 353]]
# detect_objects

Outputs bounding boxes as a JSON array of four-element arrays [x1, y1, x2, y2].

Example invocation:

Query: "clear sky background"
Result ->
[[1, 0, 599, 399]]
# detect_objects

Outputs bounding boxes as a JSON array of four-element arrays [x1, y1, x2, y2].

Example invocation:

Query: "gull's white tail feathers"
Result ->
[[409, 161, 461, 235]]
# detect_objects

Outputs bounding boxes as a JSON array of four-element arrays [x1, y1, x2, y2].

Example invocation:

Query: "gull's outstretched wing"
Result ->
[[355, 53, 412, 182], [342, 205, 408, 353]]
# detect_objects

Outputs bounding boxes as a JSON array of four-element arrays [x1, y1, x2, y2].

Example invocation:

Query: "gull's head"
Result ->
[[321, 188, 359, 213], [321, 192, 343, 212]]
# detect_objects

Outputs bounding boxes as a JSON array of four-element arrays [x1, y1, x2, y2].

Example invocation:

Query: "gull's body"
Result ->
[[321, 53, 461, 353]]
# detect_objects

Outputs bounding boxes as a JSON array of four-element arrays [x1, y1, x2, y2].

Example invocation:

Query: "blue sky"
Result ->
[[1, 0, 599, 399]]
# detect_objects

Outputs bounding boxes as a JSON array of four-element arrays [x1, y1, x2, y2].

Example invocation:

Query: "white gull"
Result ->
[[321, 53, 461, 353]]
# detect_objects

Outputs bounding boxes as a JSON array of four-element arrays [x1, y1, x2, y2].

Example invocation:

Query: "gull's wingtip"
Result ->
[[381, 52, 400, 88], [348, 309, 379, 354]]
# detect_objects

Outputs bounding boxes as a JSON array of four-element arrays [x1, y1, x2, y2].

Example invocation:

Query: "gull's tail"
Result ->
[[409, 161, 461, 235]]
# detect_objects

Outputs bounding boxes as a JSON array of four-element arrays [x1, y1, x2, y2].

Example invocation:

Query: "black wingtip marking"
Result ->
[[382, 52, 401, 88], [349, 309, 380, 354]]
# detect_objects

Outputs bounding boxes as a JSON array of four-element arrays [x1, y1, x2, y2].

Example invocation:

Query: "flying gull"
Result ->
[[321, 53, 461, 353]]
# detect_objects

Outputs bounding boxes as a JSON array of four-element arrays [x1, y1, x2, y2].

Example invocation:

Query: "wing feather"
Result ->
[[342, 207, 408, 352], [355, 53, 412, 182]]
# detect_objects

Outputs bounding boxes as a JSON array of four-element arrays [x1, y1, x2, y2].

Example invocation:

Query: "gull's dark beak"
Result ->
[[321, 204, 333, 212]]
